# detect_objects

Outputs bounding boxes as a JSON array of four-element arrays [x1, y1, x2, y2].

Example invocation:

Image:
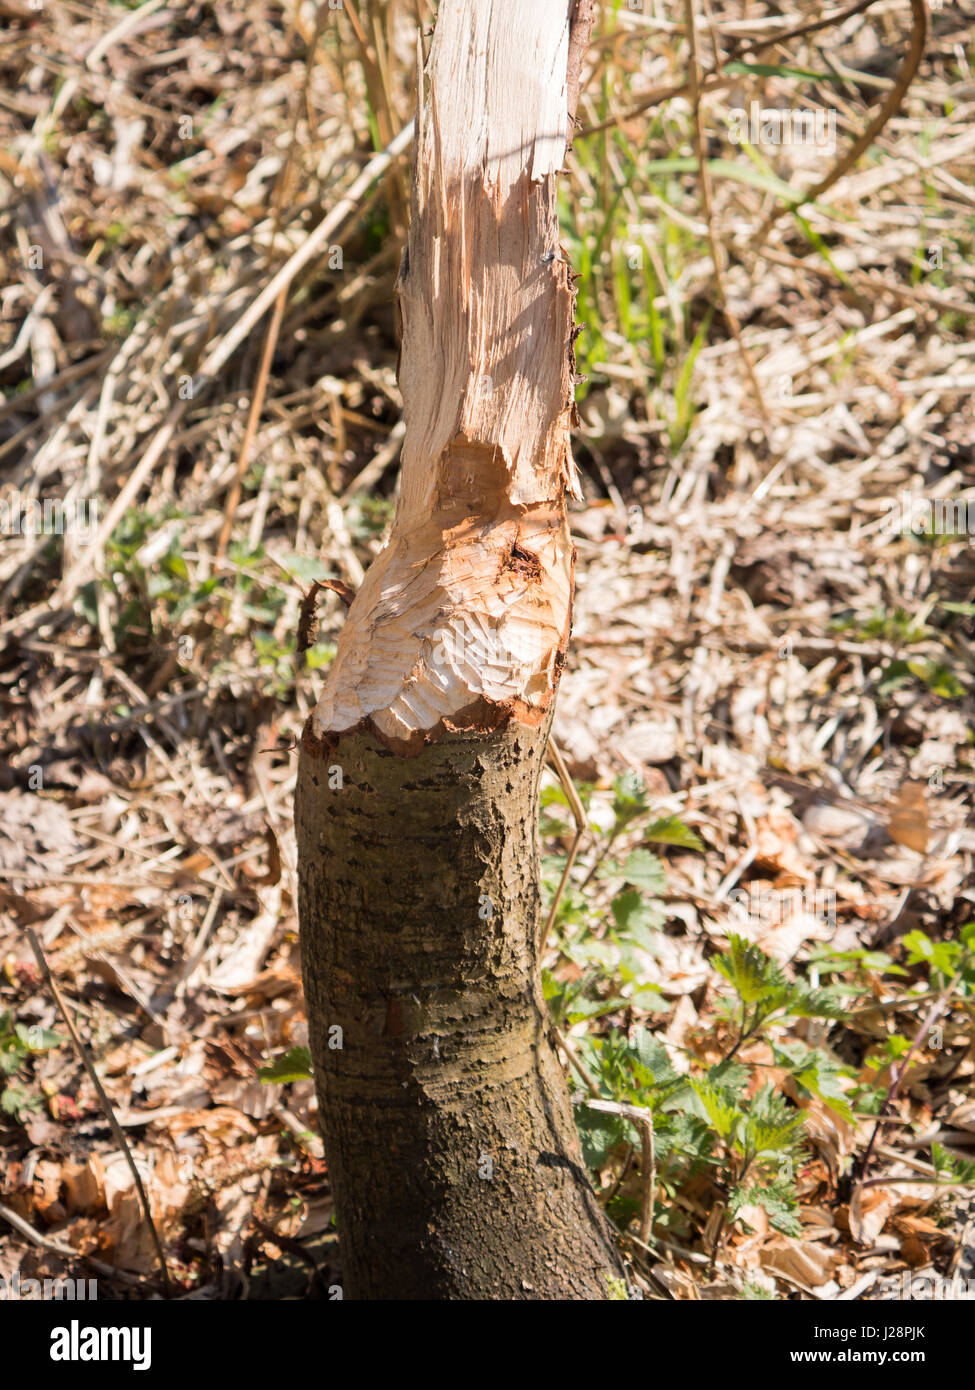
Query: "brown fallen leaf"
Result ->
[[947, 1099, 975, 1133], [894, 1212, 952, 1268], [885, 781, 929, 854], [849, 1184, 895, 1246], [62, 1155, 106, 1215], [0, 792, 82, 874], [760, 1233, 841, 1286], [101, 1150, 189, 1274], [796, 1096, 858, 1188], [753, 811, 810, 879], [900, 1234, 929, 1267]]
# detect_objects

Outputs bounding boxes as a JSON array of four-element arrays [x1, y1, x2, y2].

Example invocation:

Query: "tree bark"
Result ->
[[296, 0, 625, 1299]]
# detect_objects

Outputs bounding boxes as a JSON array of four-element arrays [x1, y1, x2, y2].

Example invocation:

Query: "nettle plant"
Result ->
[[0, 1012, 64, 1122], [539, 774, 862, 1247], [566, 937, 848, 1247], [544, 784, 772, 1225], [542, 774, 705, 1017], [810, 926, 975, 1114]]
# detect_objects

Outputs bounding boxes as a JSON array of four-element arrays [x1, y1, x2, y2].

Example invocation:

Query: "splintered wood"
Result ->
[[310, 1, 582, 752]]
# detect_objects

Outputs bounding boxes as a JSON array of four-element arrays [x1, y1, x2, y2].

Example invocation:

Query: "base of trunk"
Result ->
[[296, 716, 625, 1299]]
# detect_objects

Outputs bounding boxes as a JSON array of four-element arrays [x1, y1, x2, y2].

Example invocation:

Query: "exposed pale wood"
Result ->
[[297, 0, 626, 1300], [312, 0, 583, 751]]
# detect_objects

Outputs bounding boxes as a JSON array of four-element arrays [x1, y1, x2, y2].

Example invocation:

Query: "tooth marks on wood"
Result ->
[[307, 0, 581, 743]]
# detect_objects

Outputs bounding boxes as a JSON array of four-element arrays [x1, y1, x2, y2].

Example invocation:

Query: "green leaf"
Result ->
[[903, 930, 959, 976], [707, 159, 808, 202], [630, 1029, 680, 1088], [790, 212, 854, 286], [692, 1080, 740, 1141], [611, 888, 664, 943], [541, 969, 562, 1004], [628, 984, 670, 1014], [1, 1085, 40, 1119], [739, 1280, 778, 1300], [642, 157, 799, 202], [724, 60, 837, 81], [879, 658, 965, 700], [274, 553, 330, 583], [13, 1024, 65, 1053], [730, 1178, 803, 1237], [712, 935, 784, 1005], [931, 1142, 975, 1184], [706, 1059, 750, 1092], [642, 816, 704, 852], [787, 983, 849, 1021], [621, 849, 667, 893], [565, 994, 628, 1025], [259, 1046, 313, 1085], [575, 1106, 627, 1171], [909, 659, 965, 700], [611, 773, 650, 826], [877, 659, 913, 695], [743, 1085, 804, 1157], [808, 946, 905, 978], [774, 1043, 855, 1125]]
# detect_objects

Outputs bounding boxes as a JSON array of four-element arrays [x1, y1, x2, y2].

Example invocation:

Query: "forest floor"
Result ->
[[1, 0, 974, 1301]]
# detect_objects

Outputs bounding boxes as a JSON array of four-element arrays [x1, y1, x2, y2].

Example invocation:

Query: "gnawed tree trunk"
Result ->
[[296, 0, 625, 1299]]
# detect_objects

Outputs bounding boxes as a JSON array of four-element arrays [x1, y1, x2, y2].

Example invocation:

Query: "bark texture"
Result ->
[[297, 717, 623, 1298], [297, 0, 625, 1298]]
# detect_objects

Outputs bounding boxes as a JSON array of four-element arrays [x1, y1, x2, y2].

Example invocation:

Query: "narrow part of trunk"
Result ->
[[297, 0, 625, 1298]]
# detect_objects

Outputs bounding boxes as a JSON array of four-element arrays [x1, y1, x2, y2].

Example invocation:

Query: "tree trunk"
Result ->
[[296, 0, 625, 1299]]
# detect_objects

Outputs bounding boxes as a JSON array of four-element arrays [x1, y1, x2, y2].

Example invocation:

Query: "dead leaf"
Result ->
[[849, 1184, 895, 1246], [62, 1157, 106, 1215], [754, 812, 809, 879], [795, 1095, 858, 1187], [0, 792, 81, 874], [101, 1151, 189, 1274], [615, 718, 678, 767], [900, 1234, 929, 1267], [885, 782, 929, 854], [760, 1234, 840, 1286], [947, 1099, 975, 1133]]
